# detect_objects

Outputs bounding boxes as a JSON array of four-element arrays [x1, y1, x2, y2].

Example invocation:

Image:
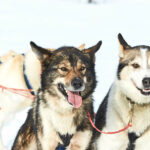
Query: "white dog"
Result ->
[[95, 34, 150, 150], [0, 50, 42, 150]]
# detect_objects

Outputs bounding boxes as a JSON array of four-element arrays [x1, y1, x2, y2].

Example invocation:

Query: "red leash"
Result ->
[[87, 112, 132, 134], [0, 84, 35, 100]]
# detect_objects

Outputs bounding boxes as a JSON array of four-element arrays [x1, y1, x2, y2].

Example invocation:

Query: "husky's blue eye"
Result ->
[[132, 63, 140, 69], [60, 67, 68, 72]]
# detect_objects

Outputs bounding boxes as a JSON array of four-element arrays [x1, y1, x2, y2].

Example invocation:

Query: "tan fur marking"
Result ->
[[47, 48, 55, 51], [60, 60, 86, 86], [120, 49, 140, 62], [65, 71, 76, 86], [76, 60, 86, 75], [78, 44, 85, 50], [147, 51, 150, 69], [0, 50, 16, 63], [58, 61, 71, 76], [119, 50, 142, 80]]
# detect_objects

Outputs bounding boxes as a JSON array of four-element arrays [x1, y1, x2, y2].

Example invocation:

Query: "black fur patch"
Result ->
[[131, 45, 150, 50], [58, 133, 73, 147], [126, 132, 139, 150], [117, 63, 128, 80], [34, 91, 43, 149], [93, 90, 109, 139], [118, 33, 131, 49]]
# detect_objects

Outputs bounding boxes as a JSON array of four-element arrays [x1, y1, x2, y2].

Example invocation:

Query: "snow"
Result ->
[[0, 0, 150, 149]]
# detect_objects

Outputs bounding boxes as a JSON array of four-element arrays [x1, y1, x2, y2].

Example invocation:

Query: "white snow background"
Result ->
[[1, 0, 150, 149]]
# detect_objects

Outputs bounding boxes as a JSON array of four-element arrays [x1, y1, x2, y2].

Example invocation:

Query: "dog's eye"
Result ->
[[132, 63, 140, 69], [60, 67, 68, 72], [79, 66, 86, 72]]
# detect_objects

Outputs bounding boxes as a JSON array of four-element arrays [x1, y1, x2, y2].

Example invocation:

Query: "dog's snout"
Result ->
[[71, 77, 83, 90], [142, 77, 150, 89]]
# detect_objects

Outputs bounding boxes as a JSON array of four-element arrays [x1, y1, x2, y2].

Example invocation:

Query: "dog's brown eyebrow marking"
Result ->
[[58, 61, 70, 67], [120, 49, 140, 63]]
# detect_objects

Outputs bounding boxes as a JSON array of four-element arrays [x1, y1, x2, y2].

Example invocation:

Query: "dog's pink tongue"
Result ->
[[68, 91, 82, 108]]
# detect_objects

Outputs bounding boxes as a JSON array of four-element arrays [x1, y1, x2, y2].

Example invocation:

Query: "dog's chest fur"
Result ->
[[108, 81, 150, 136], [40, 102, 76, 135], [36, 91, 81, 139]]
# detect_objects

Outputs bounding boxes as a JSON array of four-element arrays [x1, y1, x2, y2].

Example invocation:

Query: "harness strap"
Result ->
[[0, 54, 35, 110], [22, 54, 35, 95], [87, 112, 132, 134], [126, 97, 150, 150]]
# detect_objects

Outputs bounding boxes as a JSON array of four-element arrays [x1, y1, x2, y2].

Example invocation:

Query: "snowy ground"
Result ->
[[1, 0, 150, 149]]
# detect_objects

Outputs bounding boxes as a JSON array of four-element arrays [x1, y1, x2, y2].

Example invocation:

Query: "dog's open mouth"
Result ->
[[58, 83, 82, 108], [137, 88, 150, 96], [131, 79, 150, 96]]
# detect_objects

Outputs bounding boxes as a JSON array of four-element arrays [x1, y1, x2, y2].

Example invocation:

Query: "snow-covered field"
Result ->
[[1, 0, 150, 149]]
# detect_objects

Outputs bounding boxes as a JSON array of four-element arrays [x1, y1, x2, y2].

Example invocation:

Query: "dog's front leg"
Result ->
[[41, 137, 58, 150], [66, 130, 92, 150], [40, 128, 59, 150]]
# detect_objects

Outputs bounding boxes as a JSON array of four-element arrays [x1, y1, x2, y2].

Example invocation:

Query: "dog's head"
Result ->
[[117, 33, 150, 104], [30, 41, 101, 108]]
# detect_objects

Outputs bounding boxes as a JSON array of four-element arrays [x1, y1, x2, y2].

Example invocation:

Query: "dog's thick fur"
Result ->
[[12, 41, 101, 150], [0, 44, 86, 150], [0, 50, 42, 150], [94, 34, 150, 150]]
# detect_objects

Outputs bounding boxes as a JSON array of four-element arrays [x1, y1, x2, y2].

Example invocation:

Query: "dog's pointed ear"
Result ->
[[30, 41, 52, 61], [118, 33, 131, 58], [82, 41, 102, 62], [78, 44, 85, 50], [83, 41, 102, 54]]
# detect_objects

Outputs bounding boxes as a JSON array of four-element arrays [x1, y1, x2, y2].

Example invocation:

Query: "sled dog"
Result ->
[[12, 41, 102, 150], [95, 34, 150, 150], [0, 44, 85, 150], [0, 50, 42, 150]]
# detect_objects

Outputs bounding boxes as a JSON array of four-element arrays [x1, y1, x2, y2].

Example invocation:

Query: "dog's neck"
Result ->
[[111, 81, 150, 137], [126, 96, 150, 107], [24, 50, 41, 94]]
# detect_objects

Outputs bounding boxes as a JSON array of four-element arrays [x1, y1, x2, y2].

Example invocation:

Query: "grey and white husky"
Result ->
[[95, 34, 150, 150]]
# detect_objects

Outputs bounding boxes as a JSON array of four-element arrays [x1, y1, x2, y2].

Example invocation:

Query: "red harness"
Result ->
[[87, 112, 132, 134], [0, 84, 132, 134], [0, 84, 35, 110]]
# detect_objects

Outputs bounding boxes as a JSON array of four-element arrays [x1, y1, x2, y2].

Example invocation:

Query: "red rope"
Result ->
[[0, 85, 35, 100], [87, 112, 132, 134]]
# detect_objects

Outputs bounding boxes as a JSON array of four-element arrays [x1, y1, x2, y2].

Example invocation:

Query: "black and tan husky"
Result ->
[[95, 34, 150, 150], [12, 41, 102, 150]]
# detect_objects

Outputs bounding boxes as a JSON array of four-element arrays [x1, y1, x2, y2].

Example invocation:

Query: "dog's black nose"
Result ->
[[71, 77, 83, 90], [142, 77, 150, 89]]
